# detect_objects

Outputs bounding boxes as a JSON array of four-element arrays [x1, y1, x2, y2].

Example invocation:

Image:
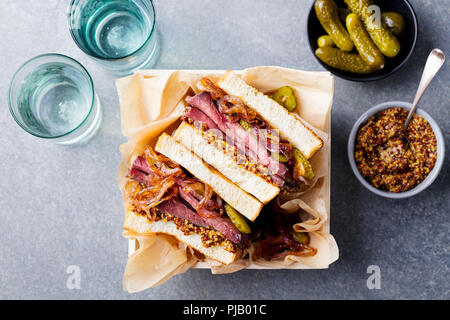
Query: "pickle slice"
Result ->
[[225, 203, 251, 234], [272, 152, 289, 163], [292, 231, 310, 245], [239, 119, 252, 132], [270, 86, 297, 112], [293, 148, 315, 180]]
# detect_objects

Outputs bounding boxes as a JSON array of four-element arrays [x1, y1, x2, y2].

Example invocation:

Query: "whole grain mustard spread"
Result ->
[[355, 107, 437, 193], [133, 207, 238, 253]]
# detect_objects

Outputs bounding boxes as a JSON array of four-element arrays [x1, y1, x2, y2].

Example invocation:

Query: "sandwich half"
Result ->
[[156, 133, 263, 221], [123, 134, 263, 265], [217, 71, 323, 159], [179, 73, 323, 197], [124, 209, 239, 265], [173, 121, 280, 203]]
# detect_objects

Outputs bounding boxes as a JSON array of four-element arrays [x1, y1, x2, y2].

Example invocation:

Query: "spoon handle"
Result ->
[[404, 49, 446, 129]]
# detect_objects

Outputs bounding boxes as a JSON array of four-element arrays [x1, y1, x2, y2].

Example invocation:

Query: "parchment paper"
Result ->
[[116, 67, 338, 293]]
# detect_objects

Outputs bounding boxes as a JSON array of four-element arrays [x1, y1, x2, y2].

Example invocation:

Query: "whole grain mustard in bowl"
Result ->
[[348, 101, 445, 199]]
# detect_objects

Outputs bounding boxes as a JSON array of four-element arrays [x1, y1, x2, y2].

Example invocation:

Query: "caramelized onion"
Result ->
[[182, 181, 205, 196], [198, 183, 212, 208], [124, 180, 142, 198], [129, 178, 178, 212], [196, 183, 222, 218], [126, 146, 185, 213], [127, 146, 224, 218], [143, 147, 183, 177], [199, 77, 227, 100], [218, 95, 257, 123]]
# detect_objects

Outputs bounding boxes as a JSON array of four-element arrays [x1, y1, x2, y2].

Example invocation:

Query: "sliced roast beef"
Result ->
[[158, 197, 242, 245], [186, 92, 222, 125], [127, 167, 146, 184], [173, 174, 241, 245], [127, 148, 244, 246], [128, 156, 182, 184], [184, 106, 219, 131], [173, 176, 218, 209], [186, 92, 287, 177], [225, 120, 287, 177], [157, 198, 209, 228], [127, 156, 153, 184], [204, 216, 242, 245], [128, 166, 163, 186], [132, 156, 151, 174], [177, 187, 221, 219]]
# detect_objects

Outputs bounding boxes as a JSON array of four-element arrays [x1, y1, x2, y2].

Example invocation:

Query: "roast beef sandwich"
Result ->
[[123, 133, 263, 265], [175, 71, 323, 204]]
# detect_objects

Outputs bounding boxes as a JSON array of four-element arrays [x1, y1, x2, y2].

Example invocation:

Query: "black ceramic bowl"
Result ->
[[307, 0, 418, 81]]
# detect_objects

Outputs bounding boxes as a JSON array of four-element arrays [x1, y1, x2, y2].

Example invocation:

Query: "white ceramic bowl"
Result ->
[[348, 101, 445, 199]]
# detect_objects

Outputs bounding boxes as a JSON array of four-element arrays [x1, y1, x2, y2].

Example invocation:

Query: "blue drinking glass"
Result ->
[[8, 54, 102, 145], [68, 0, 159, 76]]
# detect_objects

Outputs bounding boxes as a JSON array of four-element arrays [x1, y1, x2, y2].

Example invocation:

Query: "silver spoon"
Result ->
[[404, 49, 446, 133]]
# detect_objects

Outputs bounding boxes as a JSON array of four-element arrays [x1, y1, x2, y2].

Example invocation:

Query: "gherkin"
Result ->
[[315, 0, 354, 52], [344, 0, 401, 57], [315, 47, 374, 74], [225, 204, 251, 234]]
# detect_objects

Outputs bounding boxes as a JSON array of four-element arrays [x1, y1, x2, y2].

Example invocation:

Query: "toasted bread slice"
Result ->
[[124, 210, 239, 265], [174, 122, 280, 203], [217, 71, 323, 159], [155, 133, 263, 221]]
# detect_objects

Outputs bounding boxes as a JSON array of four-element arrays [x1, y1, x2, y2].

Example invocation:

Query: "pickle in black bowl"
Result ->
[[307, 0, 418, 81]]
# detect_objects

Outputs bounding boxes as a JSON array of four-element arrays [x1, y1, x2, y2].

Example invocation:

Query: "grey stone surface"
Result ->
[[0, 0, 448, 300]]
